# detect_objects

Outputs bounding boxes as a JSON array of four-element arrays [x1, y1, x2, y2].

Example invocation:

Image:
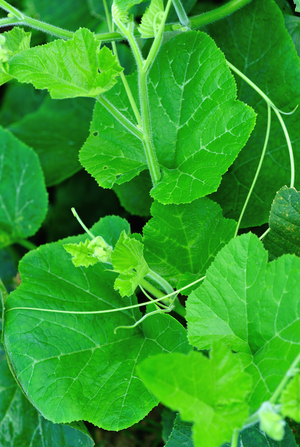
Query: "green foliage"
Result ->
[[186, 233, 300, 413], [137, 342, 252, 447], [264, 186, 300, 259], [0, 28, 31, 85], [1, 0, 300, 445], [0, 127, 48, 249], [208, 0, 300, 227], [9, 29, 123, 99]]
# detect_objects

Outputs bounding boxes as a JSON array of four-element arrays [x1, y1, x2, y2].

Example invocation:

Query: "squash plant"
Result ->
[[1, 0, 300, 445]]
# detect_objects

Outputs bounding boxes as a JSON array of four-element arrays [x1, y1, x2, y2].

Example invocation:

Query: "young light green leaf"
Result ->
[[112, 231, 150, 296], [0, 127, 48, 249], [280, 373, 300, 422], [138, 0, 164, 38], [0, 28, 31, 86], [207, 0, 300, 227], [258, 402, 285, 441], [113, 0, 148, 20], [0, 346, 95, 447], [64, 236, 113, 267], [9, 29, 123, 99], [9, 96, 94, 186], [80, 31, 256, 204], [264, 186, 300, 259], [4, 217, 190, 431], [186, 232, 300, 413], [137, 342, 252, 447], [143, 198, 236, 291]]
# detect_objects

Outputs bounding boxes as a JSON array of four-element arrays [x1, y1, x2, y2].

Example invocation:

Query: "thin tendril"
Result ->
[[140, 285, 169, 309], [235, 104, 271, 236], [259, 227, 270, 241], [226, 60, 296, 191], [113, 307, 172, 333], [6, 275, 206, 315]]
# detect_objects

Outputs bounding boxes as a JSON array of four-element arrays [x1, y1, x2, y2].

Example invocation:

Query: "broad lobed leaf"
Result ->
[[186, 232, 300, 413], [0, 28, 31, 86], [3, 216, 190, 431], [80, 31, 256, 205], [8, 29, 123, 99], [137, 342, 252, 447]]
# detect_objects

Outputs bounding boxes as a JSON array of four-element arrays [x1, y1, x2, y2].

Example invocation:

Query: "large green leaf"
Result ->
[[0, 346, 94, 447], [9, 29, 123, 99], [207, 0, 300, 227], [143, 198, 236, 290], [80, 31, 256, 205], [9, 96, 94, 186], [165, 414, 193, 447], [0, 127, 48, 249], [137, 342, 252, 447], [186, 232, 300, 413], [264, 186, 300, 259], [3, 217, 190, 430]]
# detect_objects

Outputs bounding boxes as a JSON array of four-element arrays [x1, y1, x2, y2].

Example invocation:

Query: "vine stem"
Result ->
[[171, 0, 190, 27], [231, 429, 239, 447], [103, 0, 142, 127], [226, 60, 296, 190], [234, 104, 271, 236], [16, 239, 37, 250], [0, 0, 253, 42]]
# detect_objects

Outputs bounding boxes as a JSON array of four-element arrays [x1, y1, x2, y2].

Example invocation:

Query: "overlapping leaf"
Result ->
[[143, 198, 236, 290], [137, 342, 252, 447], [3, 217, 190, 430], [264, 186, 300, 259], [80, 31, 256, 204], [9, 29, 123, 99], [186, 232, 300, 413], [9, 96, 94, 186], [0, 127, 48, 249], [113, 170, 153, 216], [207, 0, 300, 226]]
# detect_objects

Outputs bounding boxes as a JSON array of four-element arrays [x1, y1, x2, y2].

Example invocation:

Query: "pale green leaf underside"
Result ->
[[264, 186, 300, 259], [8, 29, 123, 100], [80, 31, 256, 205], [143, 198, 236, 290], [186, 232, 300, 413], [137, 343, 251, 447], [0, 28, 31, 86], [0, 127, 48, 249], [294, 0, 300, 12], [4, 218, 190, 430]]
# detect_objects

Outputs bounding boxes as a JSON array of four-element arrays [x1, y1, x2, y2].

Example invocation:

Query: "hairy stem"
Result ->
[[0, 0, 24, 19], [103, 0, 142, 126], [234, 104, 271, 236], [171, 0, 190, 27], [139, 70, 161, 185], [191, 0, 252, 29]]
